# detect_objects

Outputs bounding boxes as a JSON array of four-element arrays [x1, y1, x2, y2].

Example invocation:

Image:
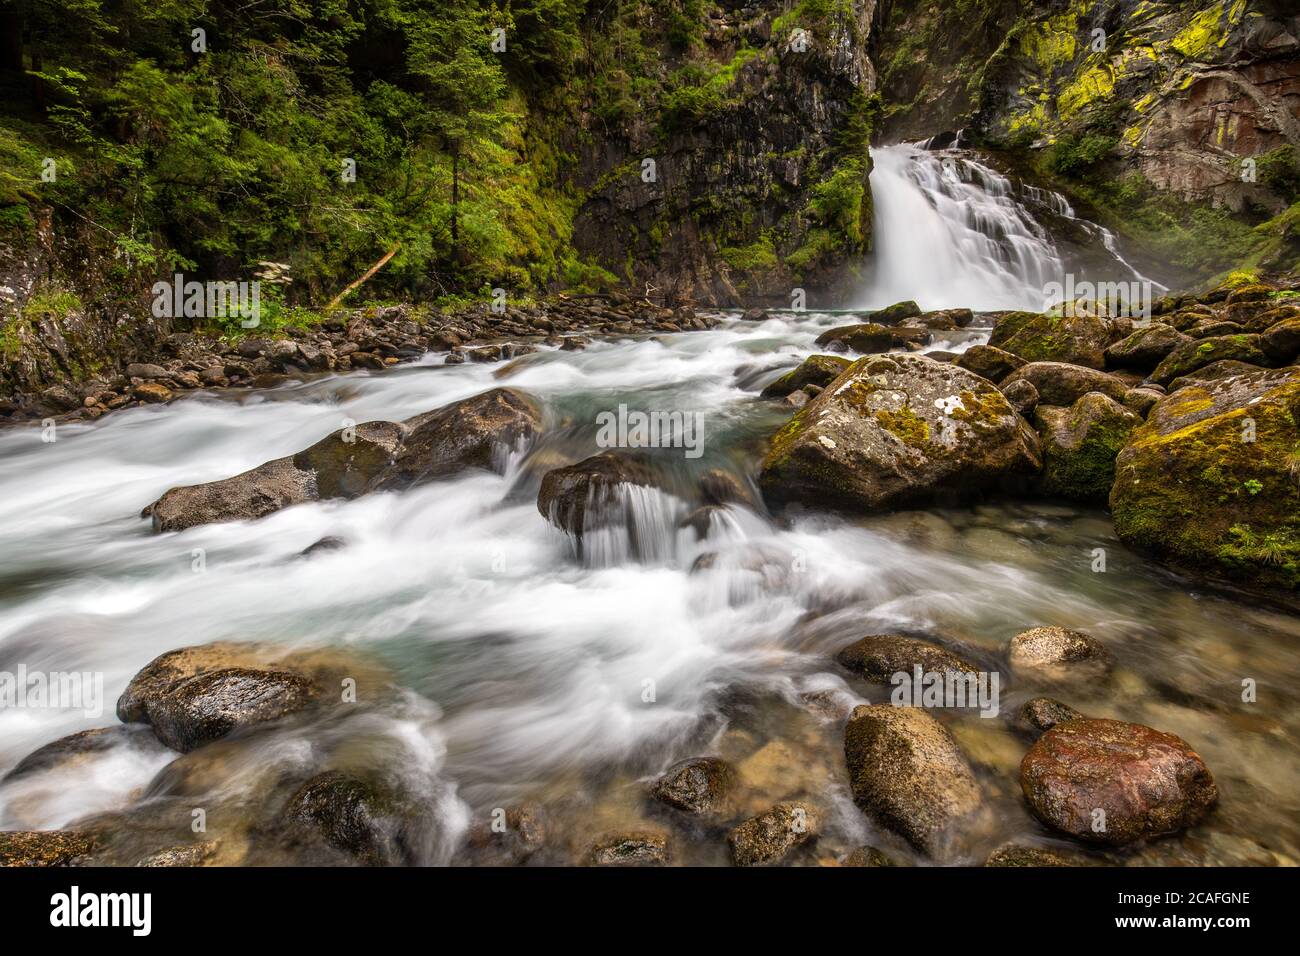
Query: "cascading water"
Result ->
[[858, 144, 1153, 312]]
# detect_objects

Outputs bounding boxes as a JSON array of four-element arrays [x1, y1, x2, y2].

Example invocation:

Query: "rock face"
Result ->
[[1020, 719, 1218, 846], [836, 633, 980, 683], [281, 771, 405, 866], [1110, 366, 1300, 589], [1033, 393, 1142, 502], [760, 354, 851, 398], [759, 354, 1041, 513], [728, 802, 820, 866], [843, 704, 982, 858], [146, 388, 541, 531], [651, 757, 736, 816], [1007, 627, 1115, 682], [988, 311, 1110, 369]]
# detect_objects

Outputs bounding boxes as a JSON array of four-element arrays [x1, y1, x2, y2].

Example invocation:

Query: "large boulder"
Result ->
[[145, 667, 318, 753], [814, 323, 930, 354], [836, 633, 980, 683], [1110, 367, 1300, 590], [1104, 324, 1191, 371], [758, 354, 1041, 513], [536, 452, 665, 537], [1260, 315, 1300, 362], [1033, 393, 1142, 502], [370, 387, 542, 490], [1149, 334, 1271, 386], [988, 311, 1110, 369], [843, 704, 982, 858], [1000, 362, 1129, 406], [1020, 719, 1217, 846], [955, 345, 1025, 382], [146, 388, 540, 531], [760, 355, 851, 398]]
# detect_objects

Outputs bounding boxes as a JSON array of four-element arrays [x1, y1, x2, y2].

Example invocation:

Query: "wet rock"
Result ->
[[133, 382, 173, 404], [1104, 324, 1190, 371], [0, 830, 98, 866], [869, 300, 923, 325], [741, 308, 768, 322], [587, 832, 669, 866], [1020, 719, 1217, 846], [815, 323, 927, 354], [1110, 366, 1300, 590], [145, 667, 319, 752], [842, 845, 897, 866], [1000, 378, 1039, 415], [1019, 697, 1084, 733], [835, 633, 979, 683], [3, 728, 121, 782], [843, 704, 981, 858], [1033, 393, 1141, 503], [698, 468, 751, 507], [1008, 627, 1114, 682], [759, 354, 1040, 514], [760, 354, 851, 398], [985, 843, 1076, 866], [1000, 362, 1128, 406], [1150, 334, 1271, 386], [299, 535, 346, 557], [536, 451, 664, 537], [785, 389, 809, 408], [728, 802, 820, 866], [955, 345, 1026, 382], [651, 757, 736, 815], [371, 387, 542, 490], [465, 803, 547, 863], [989, 310, 1110, 369], [135, 841, 219, 867], [281, 771, 405, 866]]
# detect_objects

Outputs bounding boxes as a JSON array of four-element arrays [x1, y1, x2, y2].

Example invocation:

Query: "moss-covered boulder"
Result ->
[[758, 354, 1041, 513], [1104, 324, 1191, 371], [814, 323, 930, 354], [759, 354, 851, 398], [955, 345, 1026, 383], [988, 310, 1110, 369], [868, 300, 923, 325], [1033, 393, 1141, 502], [1110, 367, 1300, 590], [1167, 360, 1266, 392], [1020, 719, 1217, 846], [1001, 362, 1129, 406], [843, 704, 982, 859], [1149, 334, 1271, 386], [1260, 315, 1300, 363]]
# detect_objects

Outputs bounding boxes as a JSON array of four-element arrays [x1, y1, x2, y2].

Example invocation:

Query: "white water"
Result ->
[[0, 165, 1296, 865], [857, 145, 1147, 312]]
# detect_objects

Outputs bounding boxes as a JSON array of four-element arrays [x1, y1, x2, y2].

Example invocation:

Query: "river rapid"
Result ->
[[0, 147, 1296, 866]]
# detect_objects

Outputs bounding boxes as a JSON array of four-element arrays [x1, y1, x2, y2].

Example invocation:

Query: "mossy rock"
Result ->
[[814, 322, 929, 354], [867, 300, 922, 325], [1149, 334, 1271, 386], [955, 345, 1026, 383], [1103, 323, 1191, 372], [758, 354, 1041, 514], [760, 354, 851, 398], [989, 310, 1110, 369], [1034, 392, 1141, 503], [1110, 367, 1300, 590], [1001, 362, 1128, 406]]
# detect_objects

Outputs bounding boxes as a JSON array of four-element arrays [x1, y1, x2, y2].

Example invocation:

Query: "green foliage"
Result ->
[[1043, 132, 1119, 178]]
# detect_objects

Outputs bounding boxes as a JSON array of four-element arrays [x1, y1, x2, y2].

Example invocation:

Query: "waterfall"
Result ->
[[857, 144, 1153, 312]]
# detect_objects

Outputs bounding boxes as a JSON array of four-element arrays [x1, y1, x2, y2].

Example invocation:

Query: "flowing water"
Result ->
[[0, 149, 1295, 867]]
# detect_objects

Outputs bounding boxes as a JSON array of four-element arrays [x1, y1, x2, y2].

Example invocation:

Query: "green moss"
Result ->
[[875, 407, 930, 445]]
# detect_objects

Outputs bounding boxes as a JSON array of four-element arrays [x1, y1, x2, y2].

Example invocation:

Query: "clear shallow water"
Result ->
[[0, 310, 1297, 866]]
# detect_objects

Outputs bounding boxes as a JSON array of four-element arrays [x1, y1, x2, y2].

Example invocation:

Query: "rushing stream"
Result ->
[[0, 147, 1295, 866]]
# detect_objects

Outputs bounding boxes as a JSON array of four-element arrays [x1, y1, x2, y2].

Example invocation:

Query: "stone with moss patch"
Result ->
[[760, 354, 851, 398], [1149, 334, 1271, 386], [1034, 393, 1142, 503], [989, 311, 1111, 369]]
